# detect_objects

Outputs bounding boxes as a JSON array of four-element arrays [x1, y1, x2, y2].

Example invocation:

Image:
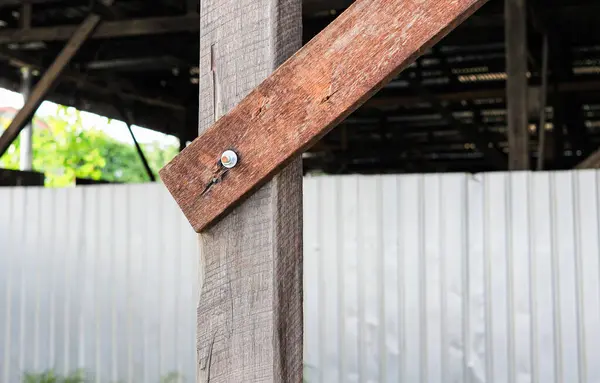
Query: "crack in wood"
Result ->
[[203, 331, 217, 383], [252, 99, 269, 120], [211, 44, 221, 122], [160, 0, 490, 233], [320, 88, 339, 104], [199, 168, 229, 198]]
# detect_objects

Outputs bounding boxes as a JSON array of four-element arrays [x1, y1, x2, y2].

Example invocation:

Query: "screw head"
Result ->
[[220, 150, 238, 169]]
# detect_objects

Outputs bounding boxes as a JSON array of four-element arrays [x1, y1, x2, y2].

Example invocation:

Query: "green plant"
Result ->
[[161, 372, 183, 383], [23, 370, 185, 383], [0, 105, 179, 187], [23, 370, 85, 383]]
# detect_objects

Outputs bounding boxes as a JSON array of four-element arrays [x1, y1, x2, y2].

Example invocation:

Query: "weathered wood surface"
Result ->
[[160, 0, 489, 232], [195, 0, 303, 382], [0, 1, 114, 157], [505, 0, 529, 170]]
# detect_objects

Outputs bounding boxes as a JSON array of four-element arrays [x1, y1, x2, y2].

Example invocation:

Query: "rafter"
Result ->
[[0, 4, 114, 157], [0, 15, 200, 44]]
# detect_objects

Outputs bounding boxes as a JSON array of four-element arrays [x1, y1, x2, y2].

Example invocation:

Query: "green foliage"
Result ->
[[23, 370, 184, 383], [160, 372, 182, 383], [0, 106, 179, 187], [23, 370, 85, 383]]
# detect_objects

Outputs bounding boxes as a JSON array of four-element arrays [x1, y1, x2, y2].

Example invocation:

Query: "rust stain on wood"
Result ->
[[160, 0, 489, 232]]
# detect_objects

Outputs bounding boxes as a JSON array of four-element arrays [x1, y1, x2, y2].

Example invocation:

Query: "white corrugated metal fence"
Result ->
[[1, 171, 599, 382], [0, 185, 198, 382]]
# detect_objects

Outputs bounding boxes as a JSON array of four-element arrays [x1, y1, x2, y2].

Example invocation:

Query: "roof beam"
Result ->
[[0, 0, 67, 6], [0, 49, 184, 110], [366, 80, 600, 108], [85, 56, 189, 72], [0, 15, 200, 44], [0, 4, 113, 157]]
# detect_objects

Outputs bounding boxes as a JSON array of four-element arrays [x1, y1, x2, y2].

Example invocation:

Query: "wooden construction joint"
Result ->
[[160, 0, 490, 232]]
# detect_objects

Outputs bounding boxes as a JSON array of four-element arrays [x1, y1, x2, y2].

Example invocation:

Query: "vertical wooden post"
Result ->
[[197, 0, 303, 382], [505, 0, 529, 170]]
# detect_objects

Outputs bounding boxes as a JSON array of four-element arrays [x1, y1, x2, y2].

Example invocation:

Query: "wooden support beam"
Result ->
[[0, 48, 184, 110], [20, 2, 32, 29], [194, 0, 303, 382], [85, 56, 188, 72], [505, 0, 530, 170], [0, 15, 200, 44], [367, 80, 600, 109], [1, 0, 66, 5], [0, 0, 64, 6], [160, 0, 490, 232], [0, 3, 113, 157]]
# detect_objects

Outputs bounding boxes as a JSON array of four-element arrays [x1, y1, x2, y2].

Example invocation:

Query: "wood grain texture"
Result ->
[[160, 0, 489, 232], [195, 0, 303, 382], [505, 0, 530, 170]]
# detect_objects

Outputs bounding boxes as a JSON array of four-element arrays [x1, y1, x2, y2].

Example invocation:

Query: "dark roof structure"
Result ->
[[0, 0, 599, 174]]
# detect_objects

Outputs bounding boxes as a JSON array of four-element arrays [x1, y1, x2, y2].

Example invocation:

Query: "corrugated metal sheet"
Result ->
[[303, 171, 600, 383], [1, 171, 599, 382], [0, 185, 198, 383]]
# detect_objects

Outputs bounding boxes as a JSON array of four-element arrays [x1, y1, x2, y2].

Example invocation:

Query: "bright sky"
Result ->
[[0, 87, 179, 147]]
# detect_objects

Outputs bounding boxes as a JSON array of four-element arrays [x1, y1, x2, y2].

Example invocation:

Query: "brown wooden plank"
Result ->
[[160, 0, 489, 232], [195, 0, 303, 382], [0, 2, 114, 157]]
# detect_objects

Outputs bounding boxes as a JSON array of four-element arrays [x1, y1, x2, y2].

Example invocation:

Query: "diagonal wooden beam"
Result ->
[[0, 6, 114, 157], [0, 15, 200, 44], [160, 0, 490, 232]]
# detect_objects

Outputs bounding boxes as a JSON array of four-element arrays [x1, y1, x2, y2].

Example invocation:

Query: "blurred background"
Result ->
[[1, 0, 600, 183]]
